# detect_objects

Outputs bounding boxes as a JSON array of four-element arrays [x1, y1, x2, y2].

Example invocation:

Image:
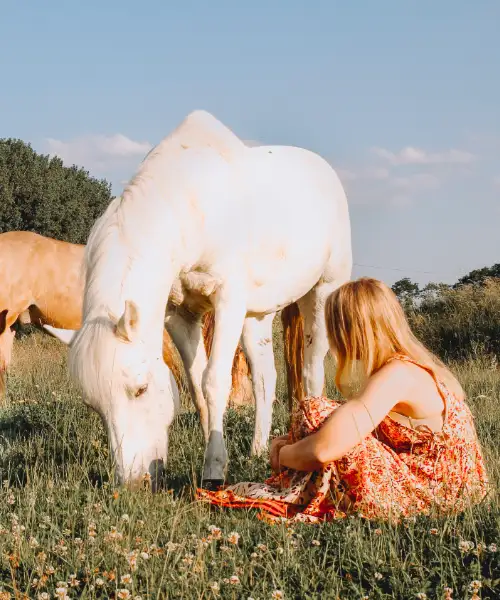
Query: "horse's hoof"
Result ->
[[201, 479, 224, 492]]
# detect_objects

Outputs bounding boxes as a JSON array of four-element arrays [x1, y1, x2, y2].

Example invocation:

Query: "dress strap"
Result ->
[[385, 354, 447, 400]]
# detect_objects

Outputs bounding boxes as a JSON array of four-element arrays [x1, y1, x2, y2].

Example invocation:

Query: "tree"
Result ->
[[419, 281, 451, 303], [391, 277, 420, 309], [0, 138, 112, 243], [454, 264, 500, 288]]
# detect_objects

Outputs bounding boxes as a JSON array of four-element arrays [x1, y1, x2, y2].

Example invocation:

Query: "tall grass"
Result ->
[[0, 328, 498, 599], [408, 279, 500, 361]]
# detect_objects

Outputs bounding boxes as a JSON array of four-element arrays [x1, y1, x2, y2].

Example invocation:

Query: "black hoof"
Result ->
[[202, 479, 224, 492]]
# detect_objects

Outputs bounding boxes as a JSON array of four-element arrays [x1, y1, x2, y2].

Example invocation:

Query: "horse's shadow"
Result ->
[[0, 400, 263, 498], [0, 409, 47, 486], [163, 411, 223, 498]]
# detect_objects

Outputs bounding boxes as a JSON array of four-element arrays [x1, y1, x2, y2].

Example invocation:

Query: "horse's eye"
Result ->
[[135, 384, 148, 398]]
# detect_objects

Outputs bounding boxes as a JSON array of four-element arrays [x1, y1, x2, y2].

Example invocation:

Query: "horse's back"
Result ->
[[243, 144, 347, 229], [197, 144, 352, 312], [0, 231, 40, 296]]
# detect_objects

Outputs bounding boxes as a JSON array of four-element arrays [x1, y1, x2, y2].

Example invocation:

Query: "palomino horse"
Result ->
[[53, 110, 352, 490], [0, 231, 252, 403]]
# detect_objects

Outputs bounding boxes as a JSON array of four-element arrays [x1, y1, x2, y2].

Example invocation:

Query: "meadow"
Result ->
[[0, 320, 499, 600]]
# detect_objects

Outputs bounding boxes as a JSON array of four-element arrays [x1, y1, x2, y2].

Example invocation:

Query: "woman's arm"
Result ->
[[279, 360, 413, 471]]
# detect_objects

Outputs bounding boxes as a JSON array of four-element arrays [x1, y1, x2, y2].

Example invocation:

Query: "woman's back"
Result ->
[[383, 357, 448, 434]]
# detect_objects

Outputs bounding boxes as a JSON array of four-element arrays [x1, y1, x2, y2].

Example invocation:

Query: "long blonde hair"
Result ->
[[324, 277, 464, 399]]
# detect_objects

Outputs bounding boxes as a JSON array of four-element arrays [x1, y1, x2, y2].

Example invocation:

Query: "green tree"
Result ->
[[0, 138, 112, 243], [454, 264, 500, 288], [391, 277, 420, 309]]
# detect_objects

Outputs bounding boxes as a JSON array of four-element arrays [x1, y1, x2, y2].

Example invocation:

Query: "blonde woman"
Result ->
[[197, 278, 489, 523]]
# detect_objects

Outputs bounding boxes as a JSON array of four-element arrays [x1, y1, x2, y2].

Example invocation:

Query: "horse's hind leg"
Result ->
[[240, 313, 277, 455], [165, 309, 209, 441]]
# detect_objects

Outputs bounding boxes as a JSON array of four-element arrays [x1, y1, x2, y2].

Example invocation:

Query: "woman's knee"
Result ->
[[293, 395, 340, 434], [302, 395, 341, 410]]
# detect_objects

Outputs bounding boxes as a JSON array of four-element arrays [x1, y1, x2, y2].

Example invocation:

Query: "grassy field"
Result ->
[[0, 329, 499, 599]]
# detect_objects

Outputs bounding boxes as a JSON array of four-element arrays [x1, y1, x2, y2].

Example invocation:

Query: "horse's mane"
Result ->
[[81, 110, 246, 320]]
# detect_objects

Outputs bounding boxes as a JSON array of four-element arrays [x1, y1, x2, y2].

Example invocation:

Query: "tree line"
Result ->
[[0, 138, 112, 244], [392, 267, 500, 361]]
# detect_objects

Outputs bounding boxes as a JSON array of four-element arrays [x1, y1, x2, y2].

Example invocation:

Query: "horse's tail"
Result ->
[[281, 302, 304, 412], [161, 328, 184, 391], [201, 311, 215, 357]]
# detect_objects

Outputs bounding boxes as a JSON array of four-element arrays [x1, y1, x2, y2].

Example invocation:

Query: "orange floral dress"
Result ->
[[196, 355, 490, 524]]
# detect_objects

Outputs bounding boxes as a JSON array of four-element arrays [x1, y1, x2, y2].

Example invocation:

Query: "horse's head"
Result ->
[[60, 300, 179, 490]]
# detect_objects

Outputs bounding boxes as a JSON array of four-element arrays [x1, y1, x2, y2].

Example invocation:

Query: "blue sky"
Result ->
[[1, 0, 498, 286]]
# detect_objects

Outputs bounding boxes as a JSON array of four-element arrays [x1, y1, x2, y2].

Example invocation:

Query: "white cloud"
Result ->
[[364, 167, 391, 180], [43, 133, 153, 182], [337, 166, 389, 183], [335, 141, 477, 208], [371, 146, 476, 166], [336, 162, 441, 208], [389, 194, 413, 208], [336, 168, 358, 183], [493, 175, 500, 188], [389, 173, 440, 190]]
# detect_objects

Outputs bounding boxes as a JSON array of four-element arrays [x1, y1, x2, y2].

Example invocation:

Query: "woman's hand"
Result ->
[[270, 435, 290, 473]]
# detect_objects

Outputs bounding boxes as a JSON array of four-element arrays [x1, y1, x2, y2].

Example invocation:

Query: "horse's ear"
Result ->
[[114, 300, 140, 343], [0, 310, 8, 336]]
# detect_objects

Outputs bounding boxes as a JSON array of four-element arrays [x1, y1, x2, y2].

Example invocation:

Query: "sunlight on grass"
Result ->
[[0, 331, 498, 598]]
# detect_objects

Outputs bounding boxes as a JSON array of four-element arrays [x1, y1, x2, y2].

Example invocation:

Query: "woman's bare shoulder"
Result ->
[[374, 357, 421, 384]]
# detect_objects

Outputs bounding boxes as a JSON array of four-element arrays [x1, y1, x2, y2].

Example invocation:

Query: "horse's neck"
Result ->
[[124, 252, 177, 325], [84, 213, 183, 341]]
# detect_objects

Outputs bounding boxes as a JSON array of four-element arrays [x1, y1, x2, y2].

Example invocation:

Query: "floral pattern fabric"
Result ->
[[196, 355, 490, 524]]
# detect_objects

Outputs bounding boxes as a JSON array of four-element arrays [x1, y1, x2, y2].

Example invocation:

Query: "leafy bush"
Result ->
[[408, 278, 500, 361], [0, 138, 112, 243]]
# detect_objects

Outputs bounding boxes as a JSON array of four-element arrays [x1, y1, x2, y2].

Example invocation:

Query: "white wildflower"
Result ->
[[227, 531, 240, 545]]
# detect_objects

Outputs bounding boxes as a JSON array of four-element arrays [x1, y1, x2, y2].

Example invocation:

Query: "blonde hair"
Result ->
[[324, 277, 464, 399]]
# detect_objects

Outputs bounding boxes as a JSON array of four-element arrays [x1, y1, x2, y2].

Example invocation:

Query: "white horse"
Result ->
[[51, 110, 352, 490]]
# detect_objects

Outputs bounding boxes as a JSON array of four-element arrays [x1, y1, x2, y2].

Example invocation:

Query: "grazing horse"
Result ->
[[0, 231, 85, 397], [54, 110, 352, 490], [0, 230, 252, 403]]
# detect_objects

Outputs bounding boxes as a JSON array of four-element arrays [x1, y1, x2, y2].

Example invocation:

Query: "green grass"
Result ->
[[0, 331, 499, 599]]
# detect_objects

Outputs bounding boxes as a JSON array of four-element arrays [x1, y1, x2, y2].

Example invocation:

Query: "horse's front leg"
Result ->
[[201, 283, 246, 489], [0, 310, 17, 400], [165, 308, 209, 441]]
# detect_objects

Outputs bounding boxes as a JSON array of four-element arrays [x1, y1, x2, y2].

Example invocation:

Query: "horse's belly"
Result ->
[[244, 244, 329, 315], [33, 303, 82, 330]]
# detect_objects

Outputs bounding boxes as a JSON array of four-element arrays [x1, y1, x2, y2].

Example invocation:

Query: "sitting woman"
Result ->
[[197, 278, 490, 523]]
